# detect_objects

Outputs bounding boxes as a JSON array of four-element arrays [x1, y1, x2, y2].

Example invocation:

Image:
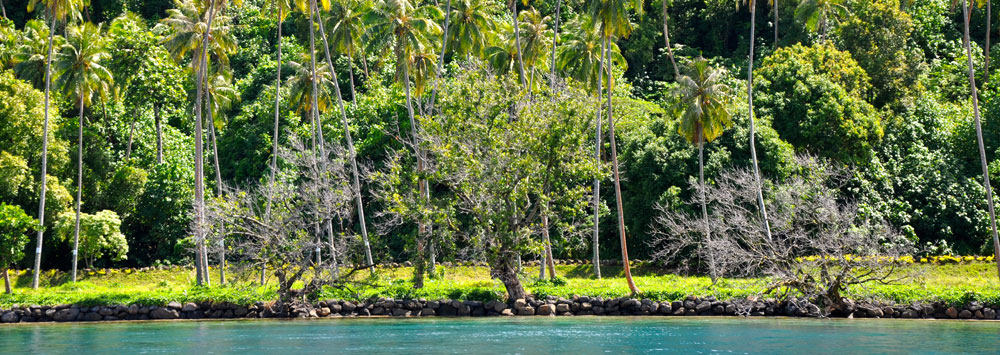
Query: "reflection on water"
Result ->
[[2, 316, 999, 354]]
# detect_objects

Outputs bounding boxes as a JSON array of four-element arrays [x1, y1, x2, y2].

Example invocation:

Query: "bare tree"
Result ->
[[651, 156, 915, 314], [205, 134, 356, 305]]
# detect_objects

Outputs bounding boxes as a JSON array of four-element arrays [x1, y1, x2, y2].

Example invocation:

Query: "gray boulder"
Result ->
[[53, 308, 80, 322], [182, 303, 199, 312], [150, 307, 180, 319], [1, 311, 19, 323]]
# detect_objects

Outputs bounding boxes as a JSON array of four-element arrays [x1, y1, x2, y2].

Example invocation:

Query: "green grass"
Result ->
[[3, 262, 999, 308]]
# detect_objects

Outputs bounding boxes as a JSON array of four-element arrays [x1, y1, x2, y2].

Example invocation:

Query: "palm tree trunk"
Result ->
[[697, 128, 716, 281], [549, 0, 562, 89], [360, 48, 370, 79], [987, 0, 992, 84], [209, 97, 223, 195], [605, 36, 639, 294], [126, 116, 135, 161], [308, 0, 329, 273], [347, 52, 357, 105], [662, 0, 679, 79], [1, 0, 7, 19], [429, 0, 452, 109], [32, 13, 58, 290], [2, 268, 10, 294], [963, 0, 1000, 281], [207, 94, 225, 285], [155, 104, 163, 164], [327, 220, 339, 277], [773, 0, 779, 47], [315, 2, 375, 274], [748, 1, 773, 242], [403, 54, 427, 283], [72, 98, 84, 283], [592, 33, 607, 280], [511, 3, 527, 86], [193, 1, 220, 287]]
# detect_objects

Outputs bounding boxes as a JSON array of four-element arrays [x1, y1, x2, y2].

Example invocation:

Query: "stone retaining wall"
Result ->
[[2, 296, 998, 323]]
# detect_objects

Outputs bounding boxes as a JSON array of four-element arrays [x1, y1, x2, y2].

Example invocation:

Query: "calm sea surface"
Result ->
[[2, 316, 998, 354]]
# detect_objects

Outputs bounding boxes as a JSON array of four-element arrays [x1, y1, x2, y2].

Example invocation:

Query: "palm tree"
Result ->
[[445, 0, 492, 60], [365, 0, 441, 283], [286, 52, 333, 120], [540, 0, 562, 279], [588, 0, 643, 294], [508, 0, 527, 86], [959, 0, 1000, 280], [485, 22, 520, 74], [158, 0, 236, 286], [556, 19, 624, 90], [265, 0, 292, 232], [660, 0, 678, 78], [26, 0, 87, 290], [327, 0, 368, 104], [548, 0, 562, 89], [54, 22, 113, 283], [315, 0, 376, 275], [204, 70, 236, 284], [794, 0, 847, 39], [13, 20, 63, 90], [676, 57, 733, 281], [517, 7, 552, 88], [742, 0, 774, 244]]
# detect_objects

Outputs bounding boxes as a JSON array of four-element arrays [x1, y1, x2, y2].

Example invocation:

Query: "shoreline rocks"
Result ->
[[2, 296, 998, 324]]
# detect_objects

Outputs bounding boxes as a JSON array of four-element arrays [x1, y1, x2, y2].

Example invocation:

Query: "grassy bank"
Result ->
[[2, 262, 999, 308]]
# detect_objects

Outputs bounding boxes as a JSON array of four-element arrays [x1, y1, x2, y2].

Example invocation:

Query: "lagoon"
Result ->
[[2, 317, 998, 354]]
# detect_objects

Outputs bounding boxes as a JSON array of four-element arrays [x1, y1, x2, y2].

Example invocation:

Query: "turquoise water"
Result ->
[[2, 317, 999, 354]]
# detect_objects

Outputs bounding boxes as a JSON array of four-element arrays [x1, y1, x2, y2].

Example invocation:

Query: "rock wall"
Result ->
[[1, 296, 998, 323]]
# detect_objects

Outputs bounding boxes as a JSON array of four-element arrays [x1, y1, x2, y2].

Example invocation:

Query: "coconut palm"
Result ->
[[157, 0, 236, 285], [675, 57, 733, 281], [203, 70, 236, 284], [517, 7, 552, 88], [741, 0, 774, 244], [13, 20, 63, 89], [327, 0, 368, 103], [660, 0, 678, 78], [485, 22, 519, 75], [54, 22, 113, 283], [556, 19, 624, 91], [265, 0, 292, 218], [315, 0, 376, 275], [446, 0, 493, 60], [587, 0, 643, 293], [286, 52, 333, 119], [507, 0, 527, 86], [26, 0, 87, 290], [958, 0, 1000, 280], [365, 0, 441, 281], [794, 0, 847, 39]]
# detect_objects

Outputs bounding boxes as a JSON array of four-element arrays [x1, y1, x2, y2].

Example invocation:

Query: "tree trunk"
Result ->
[[208, 96, 223, 196], [748, 0, 773, 243], [773, 0, 779, 47], [549, 0, 562, 89], [511, 3, 527, 86], [1, 0, 7, 19], [3, 268, 10, 294], [155, 104, 163, 164], [126, 117, 135, 161], [413, 237, 426, 288], [605, 35, 639, 295], [315, 0, 374, 274], [219, 238, 225, 285], [987, 0, 992, 84], [592, 33, 607, 280], [266, 10, 284, 219], [662, 0, 679, 79], [347, 51, 357, 106], [542, 204, 556, 279], [494, 257, 527, 300], [327, 220, 339, 278], [308, 1, 329, 276], [698, 128, 716, 281], [192, 2, 219, 287], [72, 98, 84, 283], [963, 0, 1000, 281], [32, 14, 58, 290]]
